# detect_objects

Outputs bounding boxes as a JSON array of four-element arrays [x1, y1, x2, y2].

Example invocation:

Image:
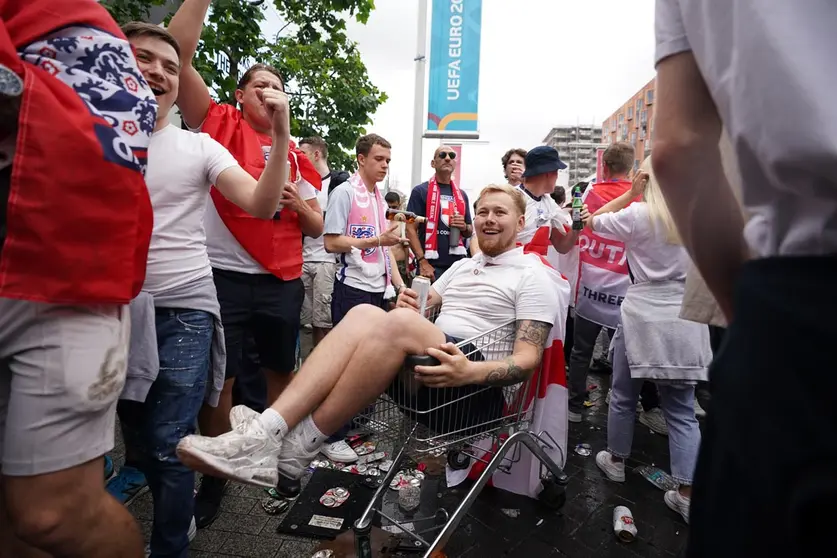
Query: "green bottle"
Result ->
[[571, 185, 584, 230]]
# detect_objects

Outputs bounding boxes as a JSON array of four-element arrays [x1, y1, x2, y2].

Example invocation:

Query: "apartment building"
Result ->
[[601, 78, 656, 171], [542, 124, 605, 184]]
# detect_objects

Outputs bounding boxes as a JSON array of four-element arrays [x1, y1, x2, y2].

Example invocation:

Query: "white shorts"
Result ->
[[0, 299, 129, 476]]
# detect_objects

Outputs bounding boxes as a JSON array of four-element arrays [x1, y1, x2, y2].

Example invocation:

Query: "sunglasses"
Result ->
[[437, 152, 457, 160]]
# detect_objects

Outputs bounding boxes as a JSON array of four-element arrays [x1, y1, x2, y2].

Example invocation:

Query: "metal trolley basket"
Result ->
[[351, 308, 569, 557]]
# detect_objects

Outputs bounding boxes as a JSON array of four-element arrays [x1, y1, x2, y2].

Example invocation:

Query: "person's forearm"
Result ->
[[551, 229, 579, 254], [594, 189, 635, 217], [296, 200, 324, 237], [246, 132, 289, 219], [467, 354, 541, 387], [388, 251, 403, 288], [654, 141, 747, 321], [167, 0, 212, 64], [406, 223, 425, 259], [324, 234, 378, 254]]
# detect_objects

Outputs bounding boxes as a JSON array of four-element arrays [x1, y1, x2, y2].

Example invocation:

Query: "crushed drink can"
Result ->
[[378, 459, 394, 472], [365, 467, 381, 477], [574, 443, 592, 457], [398, 485, 421, 512], [613, 506, 637, 542], [358, 451, 386, 465], [320, 487, 350, 508], [310, 551, 334, 558], [261, 497, 290, 515], [355, 441, 377, 456], [311, 459, 332, 469]]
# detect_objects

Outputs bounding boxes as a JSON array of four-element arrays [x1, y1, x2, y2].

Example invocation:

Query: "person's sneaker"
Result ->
[[595, 450, 626, 482], [321, 440, 358, 463], [104, 455, 115, 482], [638, 408, 669, 436], [229, 404, 259, 430], [664, 490, 691, 523], [106, 465, 148, 505], [568, 409, 582, 423], [176, 414, 283, 488], [194, 476, 227, 529], [605, 388, 612, 406], [276, 424, 321, 480], [694, 399, 707, 418], [144, 516, 197, 556]]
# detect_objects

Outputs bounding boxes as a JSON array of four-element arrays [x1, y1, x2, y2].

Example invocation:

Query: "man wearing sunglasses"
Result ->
[[406, 146, 474, 281]]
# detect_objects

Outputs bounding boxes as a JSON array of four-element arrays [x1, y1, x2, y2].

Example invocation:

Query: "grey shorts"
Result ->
[[301, 261, 336, 329], [0, 299, 129, 476]]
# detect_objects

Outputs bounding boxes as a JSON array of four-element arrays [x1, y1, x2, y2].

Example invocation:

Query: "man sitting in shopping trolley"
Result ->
[[177, 183, 569, 489]]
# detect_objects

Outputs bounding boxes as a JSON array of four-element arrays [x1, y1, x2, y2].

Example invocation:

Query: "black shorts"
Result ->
[[331, 279, 388, 326], [387, 334, 505, 436], [687, 257, 837, 558], [213, 268, 303, 378]]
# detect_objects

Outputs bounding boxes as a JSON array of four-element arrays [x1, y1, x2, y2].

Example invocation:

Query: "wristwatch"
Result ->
[[0, 64, 24, 97]]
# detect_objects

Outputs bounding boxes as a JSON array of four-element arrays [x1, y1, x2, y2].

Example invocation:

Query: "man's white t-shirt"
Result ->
[[302, 175, 335, 264], [517, 186, 571, 246], [323, 182, 387, 293], [656, 0, 837, 257], [593, 203, 691, 283], [143, 125, 238, 295], [433, 247, 559, 360], [204, 145, 318, 274]]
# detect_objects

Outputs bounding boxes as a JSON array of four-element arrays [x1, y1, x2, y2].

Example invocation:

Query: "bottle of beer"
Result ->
[[571, 185, 584, 231], [386, 208, 426, 224]]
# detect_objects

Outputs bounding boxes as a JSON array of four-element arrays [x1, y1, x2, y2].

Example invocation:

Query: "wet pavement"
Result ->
[[114, 339, 694, 557]]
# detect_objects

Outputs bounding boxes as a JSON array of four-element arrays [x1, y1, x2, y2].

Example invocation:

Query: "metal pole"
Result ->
[[410, 0, 429, 189]]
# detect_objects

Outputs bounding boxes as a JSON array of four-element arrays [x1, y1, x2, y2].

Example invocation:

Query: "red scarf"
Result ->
[[201, 101, 321, 280], [0, 0, 154, 304], [423, 175, 466, 260]]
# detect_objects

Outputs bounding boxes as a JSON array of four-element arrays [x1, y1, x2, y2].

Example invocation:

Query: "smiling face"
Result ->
[[235, 69, 284, 134], [129, 35, 180, 120], [474, 190, 525, 257]]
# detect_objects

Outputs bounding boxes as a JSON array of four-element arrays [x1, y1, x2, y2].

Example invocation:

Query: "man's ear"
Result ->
[[430, 157, 438, 171], [356, 154, 365, 168], [517, 213, 525, 233], [234, 88, 245, 106]]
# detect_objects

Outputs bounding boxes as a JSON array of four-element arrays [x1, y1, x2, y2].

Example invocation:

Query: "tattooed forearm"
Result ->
[[516, 320, 551, 352], [484, 357, 532, 386]]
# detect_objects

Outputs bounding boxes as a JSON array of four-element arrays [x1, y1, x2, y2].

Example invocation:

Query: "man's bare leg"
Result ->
[[267, 306, 445, 433], [2, 458, 143, 558]]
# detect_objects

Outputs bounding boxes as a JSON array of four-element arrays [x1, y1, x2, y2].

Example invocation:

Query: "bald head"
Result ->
[[431, 145, 457, 181]]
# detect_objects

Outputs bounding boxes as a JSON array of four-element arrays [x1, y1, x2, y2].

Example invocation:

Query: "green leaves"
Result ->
[[103, 0, 385, 171]]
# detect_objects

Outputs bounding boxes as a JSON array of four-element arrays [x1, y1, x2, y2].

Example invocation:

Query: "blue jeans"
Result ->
[[121, 309, 212, 558], [606, 329, 701, 485]]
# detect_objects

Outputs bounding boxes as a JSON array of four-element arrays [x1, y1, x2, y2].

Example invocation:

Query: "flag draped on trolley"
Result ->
[[447, 251, 571, 499]]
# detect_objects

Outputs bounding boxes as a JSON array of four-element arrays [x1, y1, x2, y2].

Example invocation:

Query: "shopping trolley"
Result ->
[[351, 308, 569, 557]]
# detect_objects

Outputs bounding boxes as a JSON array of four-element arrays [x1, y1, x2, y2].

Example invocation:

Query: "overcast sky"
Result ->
[[268, 0, 657, 199]]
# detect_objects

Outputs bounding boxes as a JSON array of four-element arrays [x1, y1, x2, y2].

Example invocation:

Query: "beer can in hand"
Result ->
[[412, 276, 431, 317], [613, 505, 637, 542]]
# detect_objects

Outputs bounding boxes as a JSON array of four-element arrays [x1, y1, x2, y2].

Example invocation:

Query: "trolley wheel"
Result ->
[[447, 451, 471, 471], [537, 479, 567, 510]]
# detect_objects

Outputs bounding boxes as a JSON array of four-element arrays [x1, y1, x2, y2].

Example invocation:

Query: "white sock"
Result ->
[[259, 408, 288, 438], [299, 415, 329, 453]]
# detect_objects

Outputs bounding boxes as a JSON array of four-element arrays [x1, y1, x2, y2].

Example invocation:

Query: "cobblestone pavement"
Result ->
[[115, 330, 694, 557]]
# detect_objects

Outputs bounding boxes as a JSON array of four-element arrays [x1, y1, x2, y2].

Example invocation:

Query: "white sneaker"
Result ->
[[144, 517, 196, 556], [276, 424, 321, 480], [568, 409, 582, 423], [229, 404, 259, 430], [176, 414, 282, 488], [638, 408, 669, 436], [595, 450, 626, 482], [664, 490, 691, 523], [694, 399, 707, 418], [605, 388, 612, 405], [320, 440, 358, 463]]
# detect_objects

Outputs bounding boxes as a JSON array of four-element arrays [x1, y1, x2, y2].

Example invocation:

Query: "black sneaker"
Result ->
[[194, 475, 227, 529], [274, 475, 301, 499]]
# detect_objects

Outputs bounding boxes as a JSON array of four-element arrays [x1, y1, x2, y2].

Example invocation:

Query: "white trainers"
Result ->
[[276, 424, 321, 480], [638, 408, 669, 436], [230, 404, 259, 430], [664, 490, 691, 523], [321, 440, 358, 463], [176, 414, 282, 488], [694, 399, 707, 418], [595, 450, 626, 482], [568, 409, 582, 423]]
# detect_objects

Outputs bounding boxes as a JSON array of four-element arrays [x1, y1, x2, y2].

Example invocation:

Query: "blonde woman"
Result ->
[[584, 157, 711, 524]]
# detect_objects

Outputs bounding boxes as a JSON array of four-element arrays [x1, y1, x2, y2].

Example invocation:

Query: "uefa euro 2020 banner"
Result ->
[[427, 0, 483, 138]]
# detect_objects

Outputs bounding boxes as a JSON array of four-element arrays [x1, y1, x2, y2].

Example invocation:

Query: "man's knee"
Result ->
[[343, 303, 387, 324], [4, 462, 109, 547]]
